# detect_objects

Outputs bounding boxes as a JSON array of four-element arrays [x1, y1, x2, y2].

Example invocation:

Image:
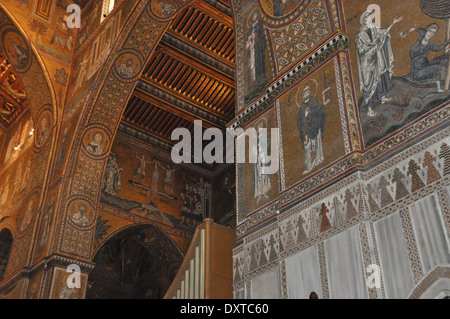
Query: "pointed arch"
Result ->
[[55, 0, 196, 261]]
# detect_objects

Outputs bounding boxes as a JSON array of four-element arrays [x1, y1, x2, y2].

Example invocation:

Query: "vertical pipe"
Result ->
[[195, 246, 200, 299], [180, 280, 185, 299], [185, 270, 189, 298], [200, 228, 205, 299], [189, 259, 195, 298]]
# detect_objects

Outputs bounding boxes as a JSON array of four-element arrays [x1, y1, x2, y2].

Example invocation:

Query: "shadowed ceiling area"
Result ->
[[119, 0, 235, 150], [86, 224, 183, 299]]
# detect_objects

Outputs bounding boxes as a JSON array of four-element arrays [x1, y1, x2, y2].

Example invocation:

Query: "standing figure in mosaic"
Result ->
[[252, 121, 271, 204], [246, 12, 267, 102], [160, 163, 175, 196], [356, 11, 402, 116], [103, 153, 123, 196], [132, 154, 152, 184], [297, 85, 326, 175]]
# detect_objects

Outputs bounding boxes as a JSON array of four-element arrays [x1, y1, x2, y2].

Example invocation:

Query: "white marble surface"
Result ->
[[325, 226, 367, 299], [410, 195, 450, 273], [375, 212, 415, 298], [285, 245, 322, 299], [251, 268, 280, 299]]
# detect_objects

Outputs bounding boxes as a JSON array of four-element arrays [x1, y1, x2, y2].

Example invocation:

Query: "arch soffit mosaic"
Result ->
[[56, 0, 199, 260], [0, 4, 58, 237]]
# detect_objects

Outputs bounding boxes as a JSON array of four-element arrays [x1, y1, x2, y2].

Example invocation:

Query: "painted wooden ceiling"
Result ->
[[0, 52, 28, 128], [120, 0, 235, 149]]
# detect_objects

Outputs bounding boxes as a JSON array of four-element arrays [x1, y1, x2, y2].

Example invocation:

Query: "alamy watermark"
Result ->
[[66, 264, 81, 289], [366, 264, 382, 289], [171, 120, 280, 175], [66, 4, 81, 29]]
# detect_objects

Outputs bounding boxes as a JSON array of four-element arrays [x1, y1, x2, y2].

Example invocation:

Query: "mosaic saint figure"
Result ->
[[409, 23, 450, 92], [21, 199, 34, 232], [86, 133, 104, 155], [39, 206, 53, 249], [37, 117, 49, 146], [356, 11, 402, 116], [51, 15, 72, 50], [132, 154, 152, 184], [71, 204, 90, 226], [246, 12, 267, 101], [103, 153, 123, 196], [9, 38, 27, 68], [150, 159, 160, 198], [252, 122, 271, 204], [297, 86, 325, 175], [160, 163, 175, 195], [117, 59, 134, 78]]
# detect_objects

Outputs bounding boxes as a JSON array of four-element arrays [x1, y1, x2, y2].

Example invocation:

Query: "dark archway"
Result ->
[[86, 224, 183, 299], [0, 229, 13, 282]]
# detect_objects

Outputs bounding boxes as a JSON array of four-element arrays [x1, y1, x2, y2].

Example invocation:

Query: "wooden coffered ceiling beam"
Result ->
[[157, 43, 234, 87], [132, 89, 223, 130], [192, 1, 233, 29], [138, 76, 232, 122], [165, 28, 234, 67]]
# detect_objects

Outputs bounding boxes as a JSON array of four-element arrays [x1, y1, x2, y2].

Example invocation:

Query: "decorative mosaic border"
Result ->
[[399, 207, 424, 283], [437, 189, 450, 241], [237, 121, 450, 239], [275, 100, 286, 191], [235, 139, 450, 289], [317, 242, 330, 299], [358, 222, 377, 299], [408, 266, 450, 299], [338, 52, 362, 151], [334, 55, 351, 153], [235, 176, 450, 294], [280, 259, 288, 299], [368, 221, 386, 298], [231, 32, 349, 127]]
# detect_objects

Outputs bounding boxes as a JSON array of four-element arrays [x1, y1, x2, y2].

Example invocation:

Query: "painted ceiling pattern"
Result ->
[[0, 52, 27, 127], [120, 1, 235, 149]]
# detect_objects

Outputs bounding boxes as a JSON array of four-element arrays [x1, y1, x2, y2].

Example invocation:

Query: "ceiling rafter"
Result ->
[[119, 2, 235, 159]]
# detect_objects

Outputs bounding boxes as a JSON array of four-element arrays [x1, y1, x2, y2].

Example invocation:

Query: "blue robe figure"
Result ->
[[9, 38, 27, 68], [409, 23, 450, 91]]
